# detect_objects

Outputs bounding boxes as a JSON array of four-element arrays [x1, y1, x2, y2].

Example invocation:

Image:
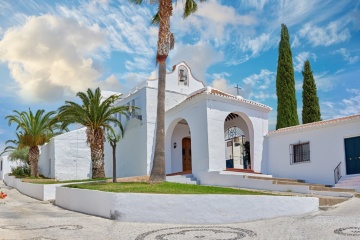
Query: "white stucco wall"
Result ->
[[39, 139, 55, 178], [147, 61, 205, 96], [104, 88, 148, 178], [0, 156, 21, 180], [166, 99, 210, 175], [265, 119, 360, 185], [53, 128, 92, 180], [56, 186, 318, 224], [165, 93, 270, 177]]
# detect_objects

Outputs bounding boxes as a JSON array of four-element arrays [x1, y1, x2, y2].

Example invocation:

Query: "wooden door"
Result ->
[[345, 136, 360, 175], [182, 138, 192, 172]]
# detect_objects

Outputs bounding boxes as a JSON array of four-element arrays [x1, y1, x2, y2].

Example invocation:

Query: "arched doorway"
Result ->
[[224, 113, 252, 170], [166, 118, 192, 174]]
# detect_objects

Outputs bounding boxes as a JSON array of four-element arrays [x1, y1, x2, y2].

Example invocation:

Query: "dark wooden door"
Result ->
[[345, 136, 360, 175], [182, 138, 192, 172]]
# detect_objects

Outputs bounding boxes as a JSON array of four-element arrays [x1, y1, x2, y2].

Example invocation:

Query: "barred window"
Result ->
[[290, 142, 310, 164]]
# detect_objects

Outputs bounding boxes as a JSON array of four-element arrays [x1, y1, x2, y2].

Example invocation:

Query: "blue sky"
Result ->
[[0, 0, 359, 151]]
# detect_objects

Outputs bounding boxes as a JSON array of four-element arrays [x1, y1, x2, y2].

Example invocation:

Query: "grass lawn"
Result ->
[[22, 178, 108, 184], [66, 181, 272, 195]]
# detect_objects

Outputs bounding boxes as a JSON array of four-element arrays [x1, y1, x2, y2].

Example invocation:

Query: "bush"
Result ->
[[10, 166, 30, 178]]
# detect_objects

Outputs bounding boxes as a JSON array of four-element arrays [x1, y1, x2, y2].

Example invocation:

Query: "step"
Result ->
[[318, 197, 349, 206], [273, 180, 326, 187], [245, 176, 305, 183], [309, 186, 356, 193], [166, 179, 197, 184]]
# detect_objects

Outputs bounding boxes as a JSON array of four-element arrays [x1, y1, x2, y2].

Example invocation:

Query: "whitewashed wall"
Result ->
[[166, 100, 210, 175], [165, 93, 270, 177], [39, 139, 55, 178], [0, 156, 22, 180], [147, 61, 205, 96], [52, 128, 92, 180], [39, 128, 92, 181], [265, 119, 360, 185], [205, 96, 269, 174], [56, 186, 318, 224]]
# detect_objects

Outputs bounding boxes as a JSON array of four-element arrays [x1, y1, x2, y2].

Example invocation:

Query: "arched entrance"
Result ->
[[166, 118, 192, 174], [224, 113, 252, 170]]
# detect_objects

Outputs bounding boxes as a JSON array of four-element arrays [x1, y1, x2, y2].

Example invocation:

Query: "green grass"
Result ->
[[23, 178, 108, 184], [66, 181, 272, 195]]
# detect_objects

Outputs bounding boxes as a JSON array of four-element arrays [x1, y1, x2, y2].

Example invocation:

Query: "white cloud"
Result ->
[[293, 52, 317, 72], [210, 72, 238, 95], [0, 15, 113, 102], [240, 0, 269, 11], [299, 22, 350, 47], [171, 0, 256, 46], [332, 48, 359, 64], [321, 89, 360, 119], [291, 35, 301, 48], [211, 78, 237, 96], [242, 69, 275, 100], [169, 42, 223, 82]]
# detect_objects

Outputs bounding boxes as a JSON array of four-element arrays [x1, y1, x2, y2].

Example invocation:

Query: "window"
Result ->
[[0, 160, 2, 171], [290, 142, 310, 164]]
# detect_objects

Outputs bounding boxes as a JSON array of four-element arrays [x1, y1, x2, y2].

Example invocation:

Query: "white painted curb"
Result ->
[[56, 186, 319, 224]]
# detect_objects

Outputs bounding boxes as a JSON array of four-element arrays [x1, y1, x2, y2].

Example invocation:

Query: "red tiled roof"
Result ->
[[184, 87, 271, 110], [267, 113, 360, 135]]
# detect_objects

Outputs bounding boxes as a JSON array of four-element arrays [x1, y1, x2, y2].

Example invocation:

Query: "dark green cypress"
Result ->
[[276, 24, 299, 130], [302, 60, 321, 124]]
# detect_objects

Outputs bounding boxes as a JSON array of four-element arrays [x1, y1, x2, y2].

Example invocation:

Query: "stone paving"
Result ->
[[1, 180, 360, 240]]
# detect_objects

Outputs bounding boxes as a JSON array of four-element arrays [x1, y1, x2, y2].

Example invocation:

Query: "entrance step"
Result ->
[[335, 175, 360, 191], [245, 175, 305, 183], [166, 174, 198, 185]]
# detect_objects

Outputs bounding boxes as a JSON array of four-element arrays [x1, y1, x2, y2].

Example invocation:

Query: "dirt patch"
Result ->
[[106, 176, 150, 183]]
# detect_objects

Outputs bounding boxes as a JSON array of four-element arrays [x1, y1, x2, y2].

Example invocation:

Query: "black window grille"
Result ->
[[290, 142, 310, 164]]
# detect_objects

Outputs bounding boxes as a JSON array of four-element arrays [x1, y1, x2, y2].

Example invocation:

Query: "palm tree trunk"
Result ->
[[111, 141, 117, 183], [90, 129, 105, 179], [28, 146, 39, 177], [150, 62, 167, 183], [149, 0, 172, 183]]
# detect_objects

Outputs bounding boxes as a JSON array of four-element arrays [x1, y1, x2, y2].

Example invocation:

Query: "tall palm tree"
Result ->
[[6, 109, 62, 177], [57, 87, 129, 179], [130, 0, 205, 183]]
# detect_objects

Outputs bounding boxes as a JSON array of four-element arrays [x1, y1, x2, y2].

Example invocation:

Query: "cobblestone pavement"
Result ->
[[1, 181, 360, 240]]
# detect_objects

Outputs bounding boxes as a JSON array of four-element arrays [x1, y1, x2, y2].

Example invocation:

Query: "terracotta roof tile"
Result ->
[[267, 113, 360, 135], [184, 87, 271, 110]]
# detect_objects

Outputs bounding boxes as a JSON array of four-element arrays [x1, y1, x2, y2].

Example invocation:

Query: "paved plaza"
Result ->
[[0, 181, 360, 240]]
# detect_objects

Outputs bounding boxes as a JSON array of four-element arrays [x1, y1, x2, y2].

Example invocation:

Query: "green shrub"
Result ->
[[10, 166, 30, 178]]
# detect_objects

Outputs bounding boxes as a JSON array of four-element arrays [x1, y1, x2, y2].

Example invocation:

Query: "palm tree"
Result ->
[[57, 87, 129, 179], [130, 0, 205, 183], [5, 109, 63, 177]]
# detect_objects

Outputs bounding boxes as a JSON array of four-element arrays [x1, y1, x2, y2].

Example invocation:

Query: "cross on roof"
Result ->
[[234, 84, 241, 95]]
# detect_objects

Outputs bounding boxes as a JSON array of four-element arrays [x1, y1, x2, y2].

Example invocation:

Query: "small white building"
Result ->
[[265, 114, 360, 185], [35, 62, 360, 188], [0, 155, 23, 180]]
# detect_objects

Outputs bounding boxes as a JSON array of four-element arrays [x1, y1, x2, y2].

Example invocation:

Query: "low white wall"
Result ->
[[56, 186, 318, 224], [4, 174, 68, 201], [197, 171, 310, 194]]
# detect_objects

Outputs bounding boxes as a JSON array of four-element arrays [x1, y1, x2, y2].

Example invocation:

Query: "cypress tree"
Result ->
[[302, 60, 321, 124], [276, 24, 299, 130]]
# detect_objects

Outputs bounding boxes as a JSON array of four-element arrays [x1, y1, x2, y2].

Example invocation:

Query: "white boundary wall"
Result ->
[[198, 171, 310, 194], [56, 186, 318, 224], [4, 174, 66, 201]]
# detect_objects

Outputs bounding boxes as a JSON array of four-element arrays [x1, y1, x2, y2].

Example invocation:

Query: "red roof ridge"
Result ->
[[267, 113, 360, 135]]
